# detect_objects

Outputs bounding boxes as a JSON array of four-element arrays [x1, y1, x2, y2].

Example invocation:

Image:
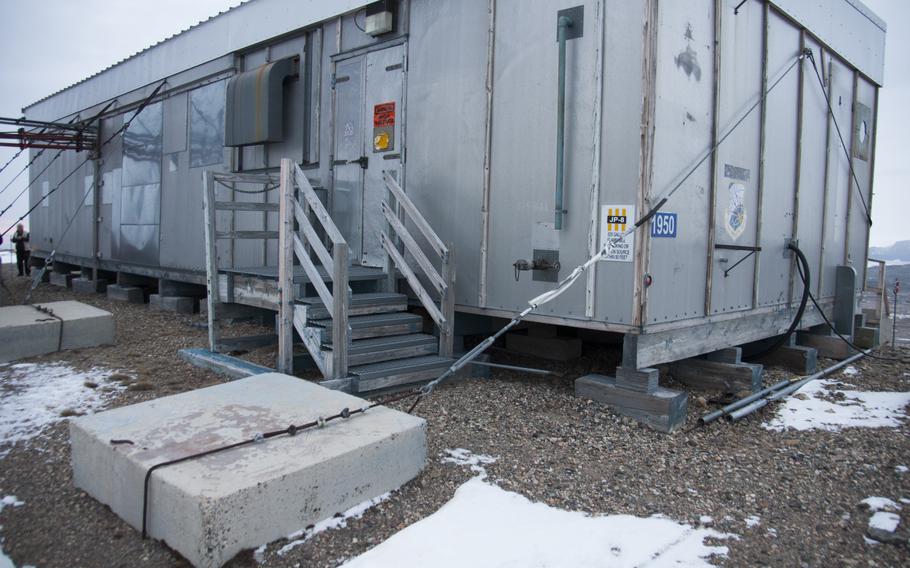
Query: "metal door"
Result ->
[[333, 43, 405, 267]]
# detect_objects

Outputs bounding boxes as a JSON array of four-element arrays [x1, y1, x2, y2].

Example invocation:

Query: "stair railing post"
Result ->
[[439, 243, 456, 358], [277, 159, 295, 374], [202, 169, 221, 352], [332, 241, 349, 379]]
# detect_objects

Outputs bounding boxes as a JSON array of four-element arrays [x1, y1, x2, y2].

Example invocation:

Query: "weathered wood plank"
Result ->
[[380, 231, 444, 326], [382, 171, 447, 259], [381, 201, 445, 294]]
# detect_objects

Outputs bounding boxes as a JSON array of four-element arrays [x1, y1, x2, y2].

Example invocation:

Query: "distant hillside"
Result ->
[[869, 240, 910, 262], [866, 263, 910, 289]]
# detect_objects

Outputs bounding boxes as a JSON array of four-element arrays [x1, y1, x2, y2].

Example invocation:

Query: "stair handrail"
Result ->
[[381, 171, 456, 357], [277, 158, 349, 377]]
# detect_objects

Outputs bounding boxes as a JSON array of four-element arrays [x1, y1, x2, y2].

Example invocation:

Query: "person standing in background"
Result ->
[[11, 224, 30, 277]]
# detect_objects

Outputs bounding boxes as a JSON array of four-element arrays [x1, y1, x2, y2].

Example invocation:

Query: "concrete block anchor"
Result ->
[[575, 373, 687, 433], [70, 373, 426, 568]]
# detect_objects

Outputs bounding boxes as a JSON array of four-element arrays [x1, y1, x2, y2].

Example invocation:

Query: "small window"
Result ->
[[189, 80, 226, 168]]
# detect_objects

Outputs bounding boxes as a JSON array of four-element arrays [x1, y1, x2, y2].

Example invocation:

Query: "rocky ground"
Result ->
[[0, 264, 908, 568]]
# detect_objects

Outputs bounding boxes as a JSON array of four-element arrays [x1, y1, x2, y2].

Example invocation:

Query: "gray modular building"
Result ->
[[24, 0, 885, 375]]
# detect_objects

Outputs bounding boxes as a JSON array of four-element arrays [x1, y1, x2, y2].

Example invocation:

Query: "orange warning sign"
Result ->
[[374, 102, 396, 127]]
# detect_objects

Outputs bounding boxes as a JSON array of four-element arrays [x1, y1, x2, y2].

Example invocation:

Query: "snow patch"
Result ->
[[0, 495, 24, 568], [861, 496, 901, 513], [274, 492, 392, 557], [842, 365, 859, 377], [744, 515, 760, 528], [340, 478, 733, 568], [0, 363, 127, 457], [763, 378, 910, 431], [441, 448, 498, 477], [0, 496, 23, 513], [896, 465, 908, 474], [869, 511, 900, 533]]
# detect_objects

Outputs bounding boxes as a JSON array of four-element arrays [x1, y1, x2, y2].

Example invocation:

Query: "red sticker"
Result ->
[[374, 102, 396, 127]]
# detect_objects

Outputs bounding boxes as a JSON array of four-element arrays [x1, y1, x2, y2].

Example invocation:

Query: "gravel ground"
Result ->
[[1, 264, 908, 568]]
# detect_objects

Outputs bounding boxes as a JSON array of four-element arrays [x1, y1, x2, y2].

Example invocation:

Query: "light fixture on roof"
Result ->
[[364, 1, 394, 36]]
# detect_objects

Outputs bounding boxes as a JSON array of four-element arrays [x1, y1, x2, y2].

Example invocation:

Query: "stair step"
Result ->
[[314, 312, 423, 341], [351, 355, 452, 393], [334, 334, 438, 366], [301, 292, 407, 319]]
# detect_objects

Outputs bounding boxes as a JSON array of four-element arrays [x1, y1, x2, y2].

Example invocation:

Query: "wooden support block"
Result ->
[[149, 295, 197, 314], [796, 331, 854, 360], [106, 284, 146, 304], [759, 344, 818, 374], [705, 347, 742, 364], [71, 278, 109, 294], [527, 325, 558, 339], [505, 332, 582, 361], [853, 326, 879, 349], [49, 271, 76, 288], [614, 366, 659, 394], [669, 359, 762, 394], [862, 308, 880, 326], [575, 374, 687, 433], [217, 334, 279, 352]]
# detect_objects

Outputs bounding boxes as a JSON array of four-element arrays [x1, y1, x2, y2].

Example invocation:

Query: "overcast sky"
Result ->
[[0, 0, 907, 248]]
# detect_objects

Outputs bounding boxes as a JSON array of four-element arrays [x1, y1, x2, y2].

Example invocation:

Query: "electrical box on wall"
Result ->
[[365, 1, 394, 36]]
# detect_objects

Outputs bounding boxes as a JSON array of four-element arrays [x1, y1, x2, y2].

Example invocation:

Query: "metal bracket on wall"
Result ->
[[714, 244, 762, 278]]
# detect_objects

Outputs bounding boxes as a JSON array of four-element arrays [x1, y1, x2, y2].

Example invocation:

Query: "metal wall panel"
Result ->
[[796, 37, 828, 299], [115, 101, 162, 266], [163, 93, 188, 154], [820, 54, 853, 298], [709, 0, 763, 314], [848, 77, 876, 281], [756, 9, 801, 307], [333, 55, 366, 263], [486, 0, 597, 318], [405, 0, 488, 307], [646, 0, 713, 324], [770, 0, 885, 85], [592, 0, 646, 325], [99, 115, 123, 261]]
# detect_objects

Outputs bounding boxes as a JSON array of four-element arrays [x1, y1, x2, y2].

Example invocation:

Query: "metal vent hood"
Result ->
[[224, 57, 297, 147]]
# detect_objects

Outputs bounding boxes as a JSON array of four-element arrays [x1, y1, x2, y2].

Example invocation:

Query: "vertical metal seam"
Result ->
[[704, 0, 723, 317], [860, 86, 880, 291], [478, 0, 496, 307], [817, 51, 832, 297], [843, 70, 858, 266], [584, 0, 605, 319], [327, 17, 342, 219], [789, 29, 806, 306], [633, 0, 658, 329], [752, 2, 769, 310]]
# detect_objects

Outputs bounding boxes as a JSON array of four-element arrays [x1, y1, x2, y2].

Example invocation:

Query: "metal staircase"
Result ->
[[203, 158, 455, 393]]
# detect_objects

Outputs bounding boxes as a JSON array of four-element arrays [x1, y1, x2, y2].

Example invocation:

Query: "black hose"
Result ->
[[745, 242, 810, 359]]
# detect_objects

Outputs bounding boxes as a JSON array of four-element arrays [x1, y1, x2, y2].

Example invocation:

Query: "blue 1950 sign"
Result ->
[[650, 212, 677, 238]]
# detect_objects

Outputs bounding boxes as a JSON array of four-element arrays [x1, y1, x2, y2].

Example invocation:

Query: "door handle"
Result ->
[[331, 156, 369, 169]]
